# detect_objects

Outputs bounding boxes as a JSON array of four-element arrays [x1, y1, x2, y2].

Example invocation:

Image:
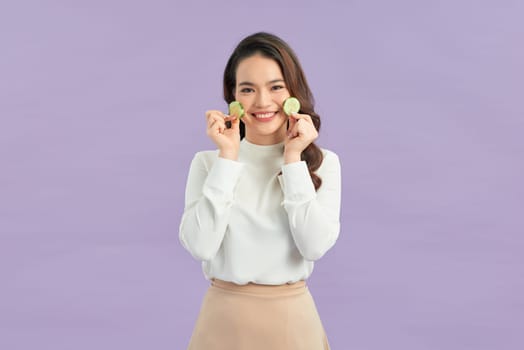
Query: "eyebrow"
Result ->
[[238, 79, 285, 86]]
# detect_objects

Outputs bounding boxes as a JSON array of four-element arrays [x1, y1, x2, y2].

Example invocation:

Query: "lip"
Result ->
[[250, 111, 278, 122]]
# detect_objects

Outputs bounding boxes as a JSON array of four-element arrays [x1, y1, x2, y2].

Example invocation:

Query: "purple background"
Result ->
[[1, 1, 523, 349]]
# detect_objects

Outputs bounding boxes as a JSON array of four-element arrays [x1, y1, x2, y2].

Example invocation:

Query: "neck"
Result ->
[[244, 130, 286, 145]]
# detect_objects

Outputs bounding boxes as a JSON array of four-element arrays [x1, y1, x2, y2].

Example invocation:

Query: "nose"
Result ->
[[254, 89, 271, 108]]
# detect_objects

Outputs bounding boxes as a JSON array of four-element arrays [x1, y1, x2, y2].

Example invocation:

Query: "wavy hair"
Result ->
[[223, 32, 324, 190]]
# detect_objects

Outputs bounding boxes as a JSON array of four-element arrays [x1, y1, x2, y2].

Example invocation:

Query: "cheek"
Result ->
[[277, 91, 290, 103], [236, 95, 252, 108]]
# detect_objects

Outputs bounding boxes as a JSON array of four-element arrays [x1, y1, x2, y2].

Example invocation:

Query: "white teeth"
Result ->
[[253, 112, 275, 119]]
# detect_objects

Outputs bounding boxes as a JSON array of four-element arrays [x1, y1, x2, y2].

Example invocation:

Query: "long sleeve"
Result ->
[[179, 152, 244, 261], [278, 150, 341, 261]]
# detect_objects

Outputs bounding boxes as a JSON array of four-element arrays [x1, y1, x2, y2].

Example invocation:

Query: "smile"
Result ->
[[252, 112, 277, 120]]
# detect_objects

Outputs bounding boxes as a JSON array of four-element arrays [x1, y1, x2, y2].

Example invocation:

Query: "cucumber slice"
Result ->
[[283, 97, 300, 116], [228, 101, 245, 119]]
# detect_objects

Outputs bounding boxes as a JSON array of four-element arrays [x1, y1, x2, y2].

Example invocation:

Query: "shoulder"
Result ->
[[193, 149, 219, 160], [190, 149, 219, 170], [316, 147, 341, 176], [320, 148, 340, 166]]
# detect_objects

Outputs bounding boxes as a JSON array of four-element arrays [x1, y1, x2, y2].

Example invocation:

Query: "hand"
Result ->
[[284, 113, 318, 164], [205, 110, 240, 160]]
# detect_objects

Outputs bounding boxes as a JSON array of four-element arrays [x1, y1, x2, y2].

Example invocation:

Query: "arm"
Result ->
[[179, 153, 244, 261], [278, 150, 341, 261]]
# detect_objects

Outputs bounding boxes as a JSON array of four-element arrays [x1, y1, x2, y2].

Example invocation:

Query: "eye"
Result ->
[[240, 87, 254, 93], [271, 85, 285, 91]]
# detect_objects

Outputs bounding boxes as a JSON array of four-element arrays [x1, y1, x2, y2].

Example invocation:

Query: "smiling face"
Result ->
[[234, 54, 290, 145]]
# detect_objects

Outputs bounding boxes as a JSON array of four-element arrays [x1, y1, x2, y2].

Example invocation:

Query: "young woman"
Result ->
[[179, 32, 341, 350]]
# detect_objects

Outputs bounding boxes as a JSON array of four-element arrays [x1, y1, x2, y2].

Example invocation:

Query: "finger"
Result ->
[[290, 113, 312, 123], [206, 110, 227, 123], [288, 120, 300, 138], [207, 116, 221, 128], [209, 118, 227, 133], [229, 114, 240, 131], [205, 110, 219, 121], [208, 114, 228, 128], [297, 119, 319, 141], [223, 115, 237, 122], [291, 119, 313, 138], [206, 111, 219, 126], [295, 119, 308, 136], [287, 115, 297, 135], [217, 119, 227, 132], [298, 118, 318, 136], [207, 119, 218, 134]]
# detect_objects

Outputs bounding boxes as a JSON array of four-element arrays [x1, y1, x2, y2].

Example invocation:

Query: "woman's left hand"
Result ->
[[284, 113, 318, 163]]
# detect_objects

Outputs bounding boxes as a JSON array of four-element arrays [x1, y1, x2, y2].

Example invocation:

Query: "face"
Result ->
[[234, 54, 290, 145]]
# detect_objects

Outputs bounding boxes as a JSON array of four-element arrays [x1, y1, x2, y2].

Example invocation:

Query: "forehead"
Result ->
[[236, 55, 283, 82]]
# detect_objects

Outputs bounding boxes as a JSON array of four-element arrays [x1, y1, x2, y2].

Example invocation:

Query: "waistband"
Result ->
[[210, 278, 307, 297]]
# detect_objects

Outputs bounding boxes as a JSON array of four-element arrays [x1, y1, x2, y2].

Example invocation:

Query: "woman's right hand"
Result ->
[[205, 110, 240, 160]]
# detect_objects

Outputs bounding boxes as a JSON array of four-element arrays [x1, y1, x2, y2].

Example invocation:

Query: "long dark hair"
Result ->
[[223, 32, 324, 190]]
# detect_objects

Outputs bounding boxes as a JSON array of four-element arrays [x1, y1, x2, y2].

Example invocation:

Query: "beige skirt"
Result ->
[[186, 278, 330, 350]]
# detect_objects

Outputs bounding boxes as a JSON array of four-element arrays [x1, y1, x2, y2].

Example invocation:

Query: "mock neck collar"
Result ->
[[240, 138, 285, 156]]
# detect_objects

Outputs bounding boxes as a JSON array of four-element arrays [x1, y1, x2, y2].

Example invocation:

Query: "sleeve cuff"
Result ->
[[204, 157, 244, 194], [280, 161, 316, 201]]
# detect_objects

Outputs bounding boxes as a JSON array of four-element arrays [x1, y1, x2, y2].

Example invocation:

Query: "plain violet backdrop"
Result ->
[[1, 0, 523, 349]]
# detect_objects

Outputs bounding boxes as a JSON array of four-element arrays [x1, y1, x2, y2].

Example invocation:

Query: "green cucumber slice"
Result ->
[[283, 97, 300, 116], [228, 101, 245, 119]]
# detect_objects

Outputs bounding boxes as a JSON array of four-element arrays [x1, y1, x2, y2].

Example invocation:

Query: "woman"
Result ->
[[179, 32, 341, 349]]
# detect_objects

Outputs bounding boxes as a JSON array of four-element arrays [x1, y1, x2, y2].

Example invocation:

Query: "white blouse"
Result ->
[[179, 138, 341, 285]]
